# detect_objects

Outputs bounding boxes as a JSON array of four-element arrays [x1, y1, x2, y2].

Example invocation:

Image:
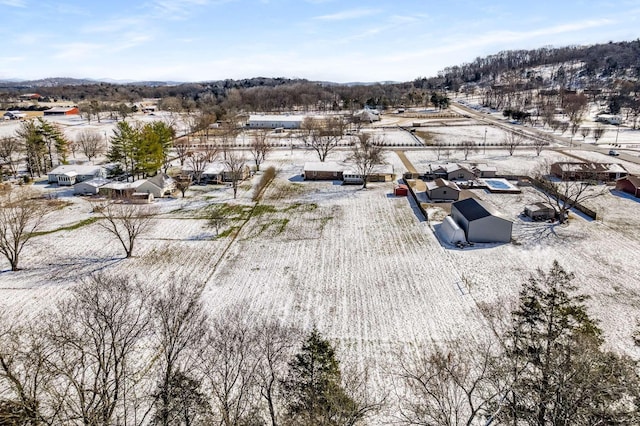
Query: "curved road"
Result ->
[[450, 102, 640, 166]]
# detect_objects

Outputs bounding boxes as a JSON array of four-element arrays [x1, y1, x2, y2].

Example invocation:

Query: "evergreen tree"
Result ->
[[283, 328, 361, 425], [498, 261, 640, 425], [108, 121, 139, 180]]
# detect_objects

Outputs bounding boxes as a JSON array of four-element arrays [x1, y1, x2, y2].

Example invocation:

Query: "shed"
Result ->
[[439, 216, 466, 244], [394, 185, 408, 196], [74, 178, 110, 195], [451, 198, 512, 243], [615, 175, 640, 198], [524, 202, 555, 221], [425, 178, 460, 201], [472, 163, 497, 178]]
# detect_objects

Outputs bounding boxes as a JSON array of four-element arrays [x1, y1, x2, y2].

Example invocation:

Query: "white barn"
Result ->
[[247, 115, 305, 129], [451, 198, 512, 243]]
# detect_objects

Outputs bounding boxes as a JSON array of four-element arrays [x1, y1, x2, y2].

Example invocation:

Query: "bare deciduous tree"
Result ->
[[45, 274, 153, 425], [0, 136, 21, 178], [301, 116, 345, 162], [0, 188, 50, 271], [502, 132, 524, 156], [174, 175, 192, 198], [249, 129, 272, 172], [254, 320, 302, 426], [346, 133, 385, 188], [173, 137, 191, 166], [224, 150, 248, 199], [0, 317, 57, 424], [533, 161, 606, 224], [593, 124, 606, 144], [199, 306, 261, 426], [397, 339, 503, 426], [580, 126, 591, 141], [151, 277, 211, 426], [76, 130, 105, 162], [96, 202, 155, 258], [532, 134, 552, 156], [459, 140, 477, 161]]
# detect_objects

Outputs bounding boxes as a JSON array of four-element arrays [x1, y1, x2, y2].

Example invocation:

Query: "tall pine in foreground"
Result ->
[[498, 260, 640, 425], [283, 328, 363, 426]]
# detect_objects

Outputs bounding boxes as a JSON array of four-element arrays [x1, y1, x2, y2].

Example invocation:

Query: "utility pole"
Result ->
[[483, 127, 487, 155]]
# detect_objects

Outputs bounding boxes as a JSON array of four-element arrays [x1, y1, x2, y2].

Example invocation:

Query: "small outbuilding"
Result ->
[[439, 216, 466, 244], [394, 185, 408, 196], [425, 178, 460, 201], [472, 163, 497, 178], [451, 198, 512, 243], [524, 202, 556, 221], [615, 175, 640, 198]]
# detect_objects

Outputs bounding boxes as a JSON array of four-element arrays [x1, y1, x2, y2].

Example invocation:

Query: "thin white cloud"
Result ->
[[314, 8, 380, 21], [0, 0, 26, 7], [53, 42, 103, 60], [150, 0, 234, 19], [81, 17, 144, 34]]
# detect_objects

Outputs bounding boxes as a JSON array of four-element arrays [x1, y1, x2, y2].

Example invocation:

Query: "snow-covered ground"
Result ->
[[2, 112, 640, 419]]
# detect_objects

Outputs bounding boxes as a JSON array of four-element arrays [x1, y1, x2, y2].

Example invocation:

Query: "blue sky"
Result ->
[[1, 0, 639, 83]]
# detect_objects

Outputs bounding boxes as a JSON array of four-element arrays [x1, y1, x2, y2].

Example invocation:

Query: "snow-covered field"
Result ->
[[3, 112, 640, 418]]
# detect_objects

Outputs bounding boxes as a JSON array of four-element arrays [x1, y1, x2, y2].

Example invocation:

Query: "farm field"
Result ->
[[2, 143, 640, 419], [2, 110, 640, 419]]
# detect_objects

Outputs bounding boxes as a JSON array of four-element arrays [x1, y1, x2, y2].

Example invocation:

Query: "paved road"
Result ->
[[450, 102, 640, 166]]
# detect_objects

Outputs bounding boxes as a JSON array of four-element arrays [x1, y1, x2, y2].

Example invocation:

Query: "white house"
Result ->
[[48, 165, 106, 186]]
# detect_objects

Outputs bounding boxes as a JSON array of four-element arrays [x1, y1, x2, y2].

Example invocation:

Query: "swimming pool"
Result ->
[[481, 178, 521, 193], [484, 179, 511, 189]]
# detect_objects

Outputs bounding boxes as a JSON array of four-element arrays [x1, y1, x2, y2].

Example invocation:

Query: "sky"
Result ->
[[1, 0, 639, 83]]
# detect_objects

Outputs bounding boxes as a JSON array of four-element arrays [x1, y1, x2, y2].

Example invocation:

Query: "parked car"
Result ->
[[609, 150, 619, 156]]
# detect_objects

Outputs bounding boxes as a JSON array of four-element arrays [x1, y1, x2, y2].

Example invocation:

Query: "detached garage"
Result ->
[[451, 198, 512, 243]]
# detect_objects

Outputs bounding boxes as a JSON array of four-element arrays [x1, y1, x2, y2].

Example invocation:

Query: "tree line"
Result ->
[[0, 274, 380, 425], [1, 260, 638, 425]]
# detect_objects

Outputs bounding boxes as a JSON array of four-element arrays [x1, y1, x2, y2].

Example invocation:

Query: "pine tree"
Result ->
[[283, 328, 360, 425], [499, 261, 639, 425]]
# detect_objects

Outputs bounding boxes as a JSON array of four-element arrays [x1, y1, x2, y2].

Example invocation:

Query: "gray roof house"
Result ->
[[451, 198, 512, 243], [137, 173, 175, 198], [425, 178, 461, 201]]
